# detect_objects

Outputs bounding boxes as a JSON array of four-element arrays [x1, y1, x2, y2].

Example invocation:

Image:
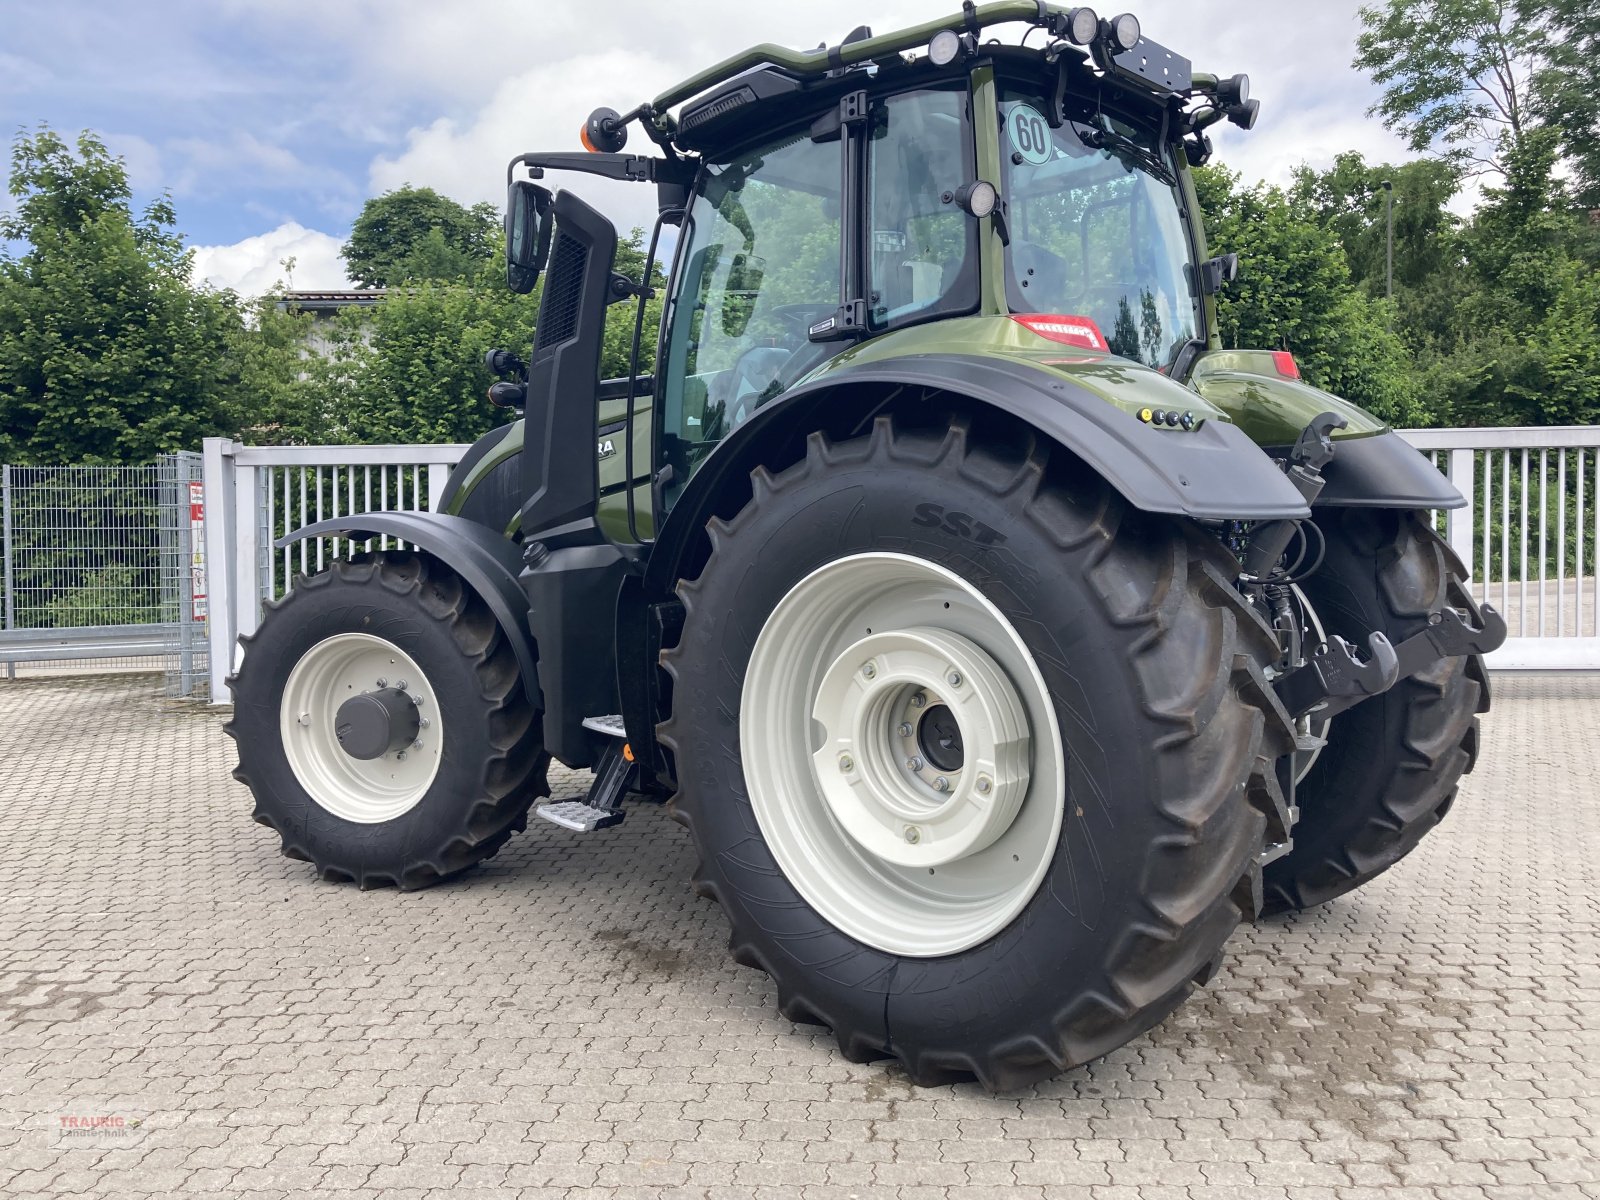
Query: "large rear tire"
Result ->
[[1263, 509, 1488, 915], [661, 415, 1293, 1089], [226, 551, 548, 889]]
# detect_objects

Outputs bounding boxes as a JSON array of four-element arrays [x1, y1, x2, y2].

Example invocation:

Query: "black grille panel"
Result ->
[[536, 232, 588, 349]]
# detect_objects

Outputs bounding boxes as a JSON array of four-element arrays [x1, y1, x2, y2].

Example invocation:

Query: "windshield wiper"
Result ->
[[1077, 127, 1176, 187]]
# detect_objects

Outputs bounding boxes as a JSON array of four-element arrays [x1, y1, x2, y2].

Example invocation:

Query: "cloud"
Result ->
[[190, 222, 350, 295]]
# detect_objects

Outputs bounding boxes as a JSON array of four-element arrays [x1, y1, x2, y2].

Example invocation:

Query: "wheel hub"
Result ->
[[278, 633, 442, 824], [334, 687, 421, 760], [812, 627, 1031, 868], [741, 554, 1065, 957]]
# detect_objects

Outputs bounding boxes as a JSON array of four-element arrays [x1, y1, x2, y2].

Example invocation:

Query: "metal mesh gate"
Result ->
[[0, 453, 208, 694]]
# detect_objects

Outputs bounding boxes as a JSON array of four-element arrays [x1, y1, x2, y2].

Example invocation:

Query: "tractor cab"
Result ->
[[496, 6, 1265, 550]]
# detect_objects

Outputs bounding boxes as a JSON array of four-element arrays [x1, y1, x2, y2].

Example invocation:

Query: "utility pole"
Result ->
[[1381, 179, 1394, 307]]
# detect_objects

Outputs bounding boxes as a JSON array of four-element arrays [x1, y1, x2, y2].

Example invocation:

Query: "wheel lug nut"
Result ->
[[946, 671, 963, 688], [976, 775, 993, 795], [906, 756, 924, 771], [861, 662, 877, 679], [897, 723, 913, 737], [376, 677, 388, 688], [396, 751, 407, 761], [911, 692, 926, 708], [419, 717, 430, 729], [933, 776, 950, 793], [396, 679, 408, 690], [904, 826, 921, 844], [839, 753, 855, 772], [297, 712, 310, 726]]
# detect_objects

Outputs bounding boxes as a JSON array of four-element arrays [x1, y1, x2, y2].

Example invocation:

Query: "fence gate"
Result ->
[[0, 453, 208, 693]]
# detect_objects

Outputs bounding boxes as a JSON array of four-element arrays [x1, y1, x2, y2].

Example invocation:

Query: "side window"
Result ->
[[661, 132, 842, 468], [866, 88, 977, 330]]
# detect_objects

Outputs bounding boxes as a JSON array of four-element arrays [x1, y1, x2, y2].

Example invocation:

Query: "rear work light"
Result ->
[[1012, 314, 1109, 352], [1271, 350, 1301, 380]]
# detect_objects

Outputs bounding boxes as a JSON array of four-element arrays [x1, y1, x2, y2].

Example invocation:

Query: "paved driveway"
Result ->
[[1, 673, 1597, 1199]]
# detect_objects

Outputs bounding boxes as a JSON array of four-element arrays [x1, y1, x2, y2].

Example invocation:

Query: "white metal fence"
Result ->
[[198, 427, 1600, 702], [201, 438, 469, 700], [1403, 427, 1600, 669]]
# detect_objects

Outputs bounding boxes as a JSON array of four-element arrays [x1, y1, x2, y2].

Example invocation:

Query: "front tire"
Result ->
[[226, 551, 548, 889], [661, 415, 1293, 1089], [1263, 509, 1488, 914]]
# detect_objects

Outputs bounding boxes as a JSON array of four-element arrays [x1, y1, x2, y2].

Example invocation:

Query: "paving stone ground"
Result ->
[[1, 671, 1597, 1199]]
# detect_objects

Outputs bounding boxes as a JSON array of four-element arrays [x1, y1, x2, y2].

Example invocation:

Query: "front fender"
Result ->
[[279, 512, 541, 711], [646, 353, 1309, 598]]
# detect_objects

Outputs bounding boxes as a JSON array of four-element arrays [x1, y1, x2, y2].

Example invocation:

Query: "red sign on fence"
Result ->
[[189, 481, 207, 622]]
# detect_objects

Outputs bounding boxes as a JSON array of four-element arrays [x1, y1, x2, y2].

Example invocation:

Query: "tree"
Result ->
[[1193, 165, 1422, 425], [340, 187, 500, 288], [1355, 0, 1543, 179], [1525, 0, 1600, 207], [0, 128, 243, 462]]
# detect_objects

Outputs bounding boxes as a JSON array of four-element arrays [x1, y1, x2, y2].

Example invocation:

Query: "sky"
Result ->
[[0, 0, 1424, 295]]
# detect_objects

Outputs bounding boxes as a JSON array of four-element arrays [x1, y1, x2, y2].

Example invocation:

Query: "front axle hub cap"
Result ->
[[279, 633, 443, 823]]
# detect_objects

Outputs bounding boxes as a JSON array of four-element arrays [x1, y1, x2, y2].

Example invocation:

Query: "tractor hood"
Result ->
[[820, 316, 1234, 427]]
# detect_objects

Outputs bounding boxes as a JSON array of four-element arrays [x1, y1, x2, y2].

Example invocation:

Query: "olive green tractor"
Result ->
[[228, 3, 1503, 1088]]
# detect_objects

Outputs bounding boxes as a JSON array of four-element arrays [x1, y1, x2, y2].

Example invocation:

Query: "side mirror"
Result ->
[[1197, 253, 1240, 295], [506, 180, 553, 295]]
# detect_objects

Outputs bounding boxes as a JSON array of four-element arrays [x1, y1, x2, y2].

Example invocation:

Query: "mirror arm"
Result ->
[[507, 151, 694, 187]]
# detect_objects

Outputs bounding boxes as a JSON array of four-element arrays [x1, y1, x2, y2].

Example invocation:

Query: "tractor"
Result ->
[[227, 2, 1505, 1089]]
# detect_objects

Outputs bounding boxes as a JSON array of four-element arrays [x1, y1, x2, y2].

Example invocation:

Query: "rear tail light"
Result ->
[[1271, 350, 1301, 380], [1012, 314, 1109, 352]]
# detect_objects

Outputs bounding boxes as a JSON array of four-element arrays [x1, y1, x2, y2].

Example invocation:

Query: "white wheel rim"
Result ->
[[278, 633, 443, 823], [741, 553, 1065, 957]]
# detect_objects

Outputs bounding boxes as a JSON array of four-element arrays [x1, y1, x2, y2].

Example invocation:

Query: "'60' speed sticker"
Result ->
[[1007, 103, 1053, 166]]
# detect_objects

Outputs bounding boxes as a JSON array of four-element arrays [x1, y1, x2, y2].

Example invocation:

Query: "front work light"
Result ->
[[1219, 73, 1250, 106], [928, 29, 963, 65], [1106, 12, 1141, 52]]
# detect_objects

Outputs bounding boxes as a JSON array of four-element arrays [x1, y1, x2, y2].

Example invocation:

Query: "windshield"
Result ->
[[999, 92, 1198, 370]]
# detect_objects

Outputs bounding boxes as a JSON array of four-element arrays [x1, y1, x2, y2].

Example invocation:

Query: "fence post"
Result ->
[[427, 463, 449, 512], [203, 438, 237, 703], [1447, 448, 1476, 587], [2, 464, 13, 680]]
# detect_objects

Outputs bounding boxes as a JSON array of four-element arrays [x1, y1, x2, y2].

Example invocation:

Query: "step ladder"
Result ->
[[535, 715, 634, 832]]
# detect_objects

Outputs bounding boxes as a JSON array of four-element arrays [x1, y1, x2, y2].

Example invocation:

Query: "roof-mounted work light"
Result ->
[[1060, 7, 1100, 45], [927, 28, 976, 65], [1105, 12, 1141, 52]]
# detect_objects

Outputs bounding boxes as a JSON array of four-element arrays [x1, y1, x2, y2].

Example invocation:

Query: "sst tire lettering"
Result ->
[[911, 503, 1007, 546]]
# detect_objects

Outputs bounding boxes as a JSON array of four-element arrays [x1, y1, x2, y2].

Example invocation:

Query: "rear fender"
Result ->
[[279, 512, 541, 711], [645, 353, 1310, 599]]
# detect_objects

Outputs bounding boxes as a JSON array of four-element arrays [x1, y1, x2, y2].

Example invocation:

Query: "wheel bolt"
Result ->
[[911, 692, 926, 708], [396, 679, 408, 690], [976, 775, 993, 795], [297, 712, 310, 726], [412, 740, 423, 750], [897, 723, 913, 737], [906, 756, 924, 771], [861, 662, 877, 679], [396, 751, 407, 761], [947, 671, 963, 688], [839, 753, 854, 772], [376, 677, 388, 688], [933, 776, 950, 793], [904, 826, 921, 844], [419, 717, 430, 729]]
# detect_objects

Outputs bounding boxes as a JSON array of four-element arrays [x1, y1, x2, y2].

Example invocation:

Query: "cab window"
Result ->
[[867, 87, 978, 331]]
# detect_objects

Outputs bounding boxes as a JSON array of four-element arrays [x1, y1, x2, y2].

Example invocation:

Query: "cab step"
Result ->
[[534, 720, 635, 833]]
